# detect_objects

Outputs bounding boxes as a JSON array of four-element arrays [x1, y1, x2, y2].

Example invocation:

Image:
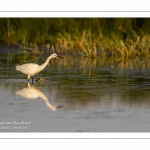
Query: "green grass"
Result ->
[[1, 18, 150, 58]]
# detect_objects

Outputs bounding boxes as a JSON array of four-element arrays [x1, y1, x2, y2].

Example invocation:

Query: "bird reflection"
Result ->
[[16, 83, 62, 111]]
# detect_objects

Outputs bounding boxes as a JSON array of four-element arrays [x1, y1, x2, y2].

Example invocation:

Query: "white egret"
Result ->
[[16, 53, 63, 82]]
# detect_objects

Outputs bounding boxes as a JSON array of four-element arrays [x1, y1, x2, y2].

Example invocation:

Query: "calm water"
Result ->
[[0, 46, 150, 132]]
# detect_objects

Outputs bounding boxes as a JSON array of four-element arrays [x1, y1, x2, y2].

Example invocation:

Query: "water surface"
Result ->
[[0, 46, 150, 132]]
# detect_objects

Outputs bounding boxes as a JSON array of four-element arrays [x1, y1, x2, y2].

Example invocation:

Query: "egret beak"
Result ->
[[57, 55, 64, 59]]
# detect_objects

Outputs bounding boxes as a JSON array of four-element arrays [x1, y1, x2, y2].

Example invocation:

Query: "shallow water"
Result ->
[[0, 46, 150, 132]]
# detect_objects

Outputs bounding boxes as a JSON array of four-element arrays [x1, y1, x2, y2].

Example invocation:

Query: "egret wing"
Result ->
[[18, 63, 39, 75]]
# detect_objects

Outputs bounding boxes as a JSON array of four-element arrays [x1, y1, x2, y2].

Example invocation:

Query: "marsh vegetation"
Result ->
[[1, 18, 150, 58]]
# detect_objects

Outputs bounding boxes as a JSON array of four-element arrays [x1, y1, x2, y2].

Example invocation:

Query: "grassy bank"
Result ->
[[1, 18, 150, 58]]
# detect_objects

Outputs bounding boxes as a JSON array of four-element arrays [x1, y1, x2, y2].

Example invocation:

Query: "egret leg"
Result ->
[[32, 76, 34, 84], [28, 75, 30, 82]]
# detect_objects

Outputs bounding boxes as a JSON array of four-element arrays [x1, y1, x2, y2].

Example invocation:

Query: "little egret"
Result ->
[[16, 53, 63, 82]]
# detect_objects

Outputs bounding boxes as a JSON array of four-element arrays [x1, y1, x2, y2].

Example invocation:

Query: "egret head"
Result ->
[[50, 53, 64, 59]]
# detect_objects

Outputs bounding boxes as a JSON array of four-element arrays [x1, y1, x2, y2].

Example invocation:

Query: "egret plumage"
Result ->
[[16, 53, 63, 82]]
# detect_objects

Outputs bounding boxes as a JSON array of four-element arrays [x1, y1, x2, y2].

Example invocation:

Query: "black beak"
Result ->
[[57, 55, 64, 59]]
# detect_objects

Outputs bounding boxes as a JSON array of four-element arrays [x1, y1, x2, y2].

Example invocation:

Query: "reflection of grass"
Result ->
[[5, 51, 150, 72], [50, 55, 150, 74], [11, 54, 42, 65]]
